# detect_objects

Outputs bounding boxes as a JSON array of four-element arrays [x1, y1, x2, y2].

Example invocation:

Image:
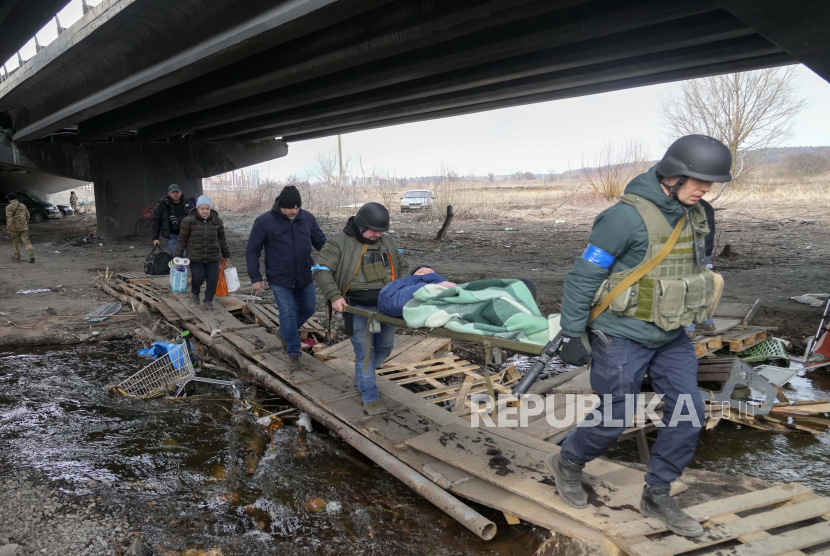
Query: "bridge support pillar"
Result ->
[[0, 138, 288, 238], [94, 176, 203, 239]]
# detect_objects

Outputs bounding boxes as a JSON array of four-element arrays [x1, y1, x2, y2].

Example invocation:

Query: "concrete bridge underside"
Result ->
[[0, 0, 826, 236]]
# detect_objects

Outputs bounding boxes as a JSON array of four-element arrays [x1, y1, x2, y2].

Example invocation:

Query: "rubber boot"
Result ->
[[289, 355, 301, 372], [547, 453, 588, 509], [640, 484, 704, 537]]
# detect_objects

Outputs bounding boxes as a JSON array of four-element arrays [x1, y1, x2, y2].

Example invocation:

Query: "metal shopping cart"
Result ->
[[115, 333, 239, 398]]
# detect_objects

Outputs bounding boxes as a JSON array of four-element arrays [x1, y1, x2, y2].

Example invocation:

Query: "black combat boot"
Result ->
[[29, 255, 35, 263], [289, 355, 301, 372], [547, 453, 588, 509], [640, 484, 704, 537]]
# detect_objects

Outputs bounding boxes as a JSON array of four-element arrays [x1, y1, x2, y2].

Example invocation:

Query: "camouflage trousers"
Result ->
[[11, 230, 34, 259]]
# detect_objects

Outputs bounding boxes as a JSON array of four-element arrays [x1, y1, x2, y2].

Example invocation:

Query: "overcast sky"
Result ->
[[248, 65, 830, 181]]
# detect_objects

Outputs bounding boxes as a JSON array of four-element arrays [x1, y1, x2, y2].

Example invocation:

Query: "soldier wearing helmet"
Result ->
[[549, 135, 732, 538], [313, 202, 409, 416]]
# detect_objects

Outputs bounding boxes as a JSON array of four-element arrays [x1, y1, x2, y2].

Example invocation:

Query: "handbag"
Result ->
[[144, 245, 171, 276]]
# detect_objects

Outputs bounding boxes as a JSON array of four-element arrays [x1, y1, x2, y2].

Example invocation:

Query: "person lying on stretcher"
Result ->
[[377, 265, 456, 317]]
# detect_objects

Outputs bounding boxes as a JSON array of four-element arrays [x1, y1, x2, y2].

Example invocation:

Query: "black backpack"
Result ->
[[144, 245, 171, 275]]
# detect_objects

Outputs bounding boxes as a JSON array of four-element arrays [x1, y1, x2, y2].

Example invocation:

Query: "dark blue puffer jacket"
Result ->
[[378, 273, 449, 317], [246, 208, 326, 289]]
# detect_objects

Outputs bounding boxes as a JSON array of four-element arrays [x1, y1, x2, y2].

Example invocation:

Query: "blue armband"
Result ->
[[311, 264, 331, 272], [582, 244, 615, 269]]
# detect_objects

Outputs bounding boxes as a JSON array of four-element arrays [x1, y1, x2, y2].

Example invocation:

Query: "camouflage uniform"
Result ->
[[5, 200, 34, 261], [69, 192, 79, 212]]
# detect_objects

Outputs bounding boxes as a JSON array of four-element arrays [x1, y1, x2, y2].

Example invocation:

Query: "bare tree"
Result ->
[[312, 150, 338, 187], [660, 67, 808, 200], [371, 173, 399, 210], [581, 138, 651, 200]]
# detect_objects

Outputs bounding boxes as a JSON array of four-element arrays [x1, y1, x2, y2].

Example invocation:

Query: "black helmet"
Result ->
[[354, 202, 390, 232], [655, 135, 733, 182]]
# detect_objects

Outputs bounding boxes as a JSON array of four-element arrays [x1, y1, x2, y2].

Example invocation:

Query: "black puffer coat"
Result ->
[[174, 209, 231, 262]]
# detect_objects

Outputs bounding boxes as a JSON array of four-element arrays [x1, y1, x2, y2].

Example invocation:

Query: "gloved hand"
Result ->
[[559, 335, 591, 366]]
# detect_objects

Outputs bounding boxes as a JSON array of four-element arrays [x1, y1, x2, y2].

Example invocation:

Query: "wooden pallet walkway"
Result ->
[[108, 279, 830, 553]]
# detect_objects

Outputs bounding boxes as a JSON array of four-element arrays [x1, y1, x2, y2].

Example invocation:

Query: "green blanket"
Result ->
[[402, 279, 560, 346]]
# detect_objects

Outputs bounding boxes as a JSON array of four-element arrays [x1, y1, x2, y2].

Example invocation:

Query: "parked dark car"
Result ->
[[0, 192, 63, 223], [57, 204, 75, 217]]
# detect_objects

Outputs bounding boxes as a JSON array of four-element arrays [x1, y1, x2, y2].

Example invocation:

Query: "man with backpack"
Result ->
[[151, 184, 194, 256]]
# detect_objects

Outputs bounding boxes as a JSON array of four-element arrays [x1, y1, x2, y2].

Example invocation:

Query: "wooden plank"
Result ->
[[156, 303, 180, 323], [376, 356, 459, 374], [555, 369, 593, 394], [382, 360, 474, 379], [709, 317, 743, 335], [164, 297, 199, 322], [379, 335, 423, 364], [452, 377, 476, 415], [246, 303, 278, 332], [726, 521, 830, 556], [215, 295, 246, 313], [384, 337, 453, 368], [175, 292, 239, 331], [314, 338, 354, 360], [527, 368, 589, 395], [619, 498, 830, 556], [405, 425, 643, 530], [605, 483, 814, 539]]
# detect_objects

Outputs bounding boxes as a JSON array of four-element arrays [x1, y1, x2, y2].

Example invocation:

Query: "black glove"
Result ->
[[559, 335, 591, 366]]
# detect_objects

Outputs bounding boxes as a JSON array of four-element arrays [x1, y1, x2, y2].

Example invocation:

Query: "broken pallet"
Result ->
[[605, 483, 830, 556]]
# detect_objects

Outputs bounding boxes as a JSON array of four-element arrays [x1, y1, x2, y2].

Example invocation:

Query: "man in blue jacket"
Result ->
[[246, 186, 326, 371]]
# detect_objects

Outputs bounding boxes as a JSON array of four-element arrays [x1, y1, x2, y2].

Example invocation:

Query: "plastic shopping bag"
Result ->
[[224, 261, 240, 293]]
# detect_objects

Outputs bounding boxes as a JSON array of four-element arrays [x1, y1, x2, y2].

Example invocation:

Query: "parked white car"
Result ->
[[400, 190, 434, 212]]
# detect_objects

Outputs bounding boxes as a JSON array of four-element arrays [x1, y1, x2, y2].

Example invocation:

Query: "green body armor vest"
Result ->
[[354, 243, 394, 288], [590, 194, 713, 331]]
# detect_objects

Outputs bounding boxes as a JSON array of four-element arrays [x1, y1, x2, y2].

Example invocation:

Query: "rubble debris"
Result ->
[[790, 293, 828, 307]]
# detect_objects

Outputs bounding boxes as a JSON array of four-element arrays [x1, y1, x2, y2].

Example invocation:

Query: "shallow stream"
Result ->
[[0, 341, 546, 555]]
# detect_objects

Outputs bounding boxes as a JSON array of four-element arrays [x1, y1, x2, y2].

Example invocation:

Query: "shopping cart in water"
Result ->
[[115, 333, 240, 398]]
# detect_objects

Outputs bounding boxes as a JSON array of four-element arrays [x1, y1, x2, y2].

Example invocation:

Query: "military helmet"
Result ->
[[656, 135, 733, 182], [355, 202, 390, 232]]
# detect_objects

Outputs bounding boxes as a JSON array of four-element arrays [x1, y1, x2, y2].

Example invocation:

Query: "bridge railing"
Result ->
[[1, 0, 101, 83]]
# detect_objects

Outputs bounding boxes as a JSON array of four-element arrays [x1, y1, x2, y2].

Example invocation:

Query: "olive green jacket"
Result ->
[[560, 166, 708, 348], [313, 231, 408, 304]]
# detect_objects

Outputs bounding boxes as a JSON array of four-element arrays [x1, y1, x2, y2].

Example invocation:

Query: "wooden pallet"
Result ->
[[691, 335, 723, 358], [116, 272, 151, 284], [116, 281, 165, 311], [244, 303, 326, 339], [605, 483, 830, 556], [721, 326, 768, 352]]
